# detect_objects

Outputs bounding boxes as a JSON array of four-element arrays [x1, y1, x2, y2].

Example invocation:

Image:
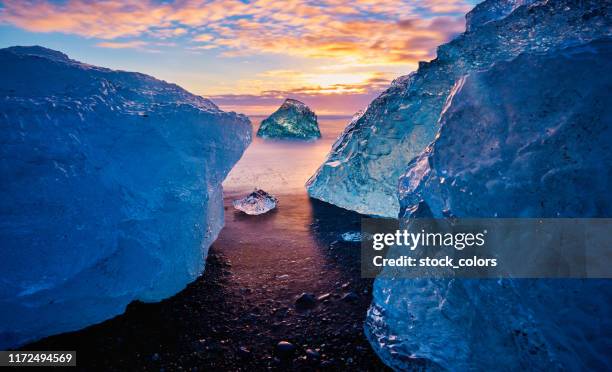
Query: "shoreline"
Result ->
[[21, 192, 389, 371]]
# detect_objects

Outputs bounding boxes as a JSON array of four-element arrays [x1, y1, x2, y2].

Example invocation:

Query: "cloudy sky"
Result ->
[[0, 0, 479, 115]]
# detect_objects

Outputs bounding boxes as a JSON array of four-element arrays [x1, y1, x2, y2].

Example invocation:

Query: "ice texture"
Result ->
[[366, 39, 612, 371], [257, 98, 321, 140], [340, 232, 362, 242], [0, 46, 252, 348], [307, 0, 611, 217], [398, 40, 612, 220], [232, 189, 278, 215], [465, 0, 535, 32]]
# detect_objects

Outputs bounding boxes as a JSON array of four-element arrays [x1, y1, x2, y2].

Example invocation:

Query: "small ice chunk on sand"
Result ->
[[233, 189, 278, 215], [341, 232, 362, 242]]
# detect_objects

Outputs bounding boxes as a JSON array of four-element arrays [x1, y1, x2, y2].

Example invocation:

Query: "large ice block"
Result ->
[[307, 0, 611, 217], [366, 39, 612, 370], [0, 46, 252, 348]]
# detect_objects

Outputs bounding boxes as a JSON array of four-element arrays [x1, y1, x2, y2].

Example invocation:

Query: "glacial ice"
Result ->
[[398, 40, 612, 220], [465, 0, 535, 32], [257, 98, 321, 140], [340, 232, 362, 242], [365, 39, 612, 371], [0, 46, 252, 348], [232, 189, 278, 215], [307, 0, 611, 217]]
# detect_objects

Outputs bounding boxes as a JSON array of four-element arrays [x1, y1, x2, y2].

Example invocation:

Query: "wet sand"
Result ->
[[23, 193, 388, 370]]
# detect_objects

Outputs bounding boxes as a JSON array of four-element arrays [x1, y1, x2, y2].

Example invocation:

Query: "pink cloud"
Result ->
[[212, 91, 382, 116], [0, 0, 474, 102], [0, 0, 470, 65], [209, 73, 394, 115]]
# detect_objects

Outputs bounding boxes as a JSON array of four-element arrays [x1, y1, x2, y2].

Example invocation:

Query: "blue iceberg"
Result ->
[[256, 98, 320, 140], [0, 46, 252, 348], [307, 0, 610, 217], [366, 36, 612, 371]]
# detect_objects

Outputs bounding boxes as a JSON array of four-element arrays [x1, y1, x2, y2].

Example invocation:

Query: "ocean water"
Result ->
[[223, 116, 349, 196]]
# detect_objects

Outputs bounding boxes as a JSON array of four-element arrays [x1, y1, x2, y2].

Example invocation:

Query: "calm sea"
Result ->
[[223, 116, 350, 197]]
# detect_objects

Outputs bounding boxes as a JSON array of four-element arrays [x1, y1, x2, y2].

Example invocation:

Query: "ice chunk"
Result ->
[[340, 232, 362, 242], [307, 0, 611, 217], [233, 189, 278, 215], [398, 39, 612, 219], [366, 39, 612, 370], [0, 46, 252, 348], [257, 98, 321, 140]]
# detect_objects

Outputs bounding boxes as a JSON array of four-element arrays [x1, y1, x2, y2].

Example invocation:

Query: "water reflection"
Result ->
[[223, 116, 348, 196]]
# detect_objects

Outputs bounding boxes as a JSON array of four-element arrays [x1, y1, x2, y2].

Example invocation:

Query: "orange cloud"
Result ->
[[0, 0, 469, 65], [230, 17, 462, 66], [211, 90, 384, 116], [0, 0, 173, 39], [208, 68, 398, 115], [193, 34, 214, 42], [0, 0, 473, 101], [152, 27, 188, 39]]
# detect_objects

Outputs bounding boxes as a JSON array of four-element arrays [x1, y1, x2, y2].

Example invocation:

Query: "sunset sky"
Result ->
[[0, 0, 478, 115]]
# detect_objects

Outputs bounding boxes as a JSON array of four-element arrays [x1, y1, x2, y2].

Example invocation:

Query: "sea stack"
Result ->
[[257, 98, 321, 140]]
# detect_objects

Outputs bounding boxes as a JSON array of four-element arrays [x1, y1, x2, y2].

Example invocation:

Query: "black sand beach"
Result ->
[[22, 193, 388, 371]]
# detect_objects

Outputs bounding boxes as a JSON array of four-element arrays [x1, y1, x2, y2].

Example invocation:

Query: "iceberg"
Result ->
[[366, 38, 612, 370], [256, 98, 321, 140], [232, 189, 278, 215], [0, 46, 252, 348], [398, 40, 612, 220], [340, 231, 362, 242], [307, 0, 611, 217]]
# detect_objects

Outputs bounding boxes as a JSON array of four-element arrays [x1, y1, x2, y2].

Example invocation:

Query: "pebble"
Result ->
[[341, 292, 359, 302], [305, 349, 320, 361], [238, 346, 251, 357], [295, 292, 317, 310], [275, 341, 296, 358], [321, 359, 335, 368]]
